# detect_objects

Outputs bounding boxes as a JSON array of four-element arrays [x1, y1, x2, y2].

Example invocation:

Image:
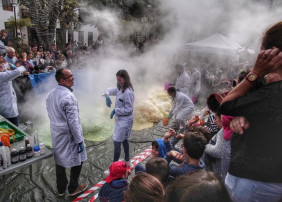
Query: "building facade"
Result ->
[[0, 0, 98, 47]]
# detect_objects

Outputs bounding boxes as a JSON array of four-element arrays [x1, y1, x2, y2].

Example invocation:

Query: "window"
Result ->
[[78, 31, 84, 46], [2, 0, 13, 11], [88, 32, 93, 46]]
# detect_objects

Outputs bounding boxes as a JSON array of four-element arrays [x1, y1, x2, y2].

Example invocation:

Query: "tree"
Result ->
[[20, 0, 63, 50], [6, 17, 33, 38], [57, 0, 80, 48], [82, 0, 162, 48], [6, 17, 33, 52]]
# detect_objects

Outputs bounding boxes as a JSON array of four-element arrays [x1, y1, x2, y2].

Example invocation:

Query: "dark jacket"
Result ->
[[98, 179, 128, 202], [219, 81, 282, 182]]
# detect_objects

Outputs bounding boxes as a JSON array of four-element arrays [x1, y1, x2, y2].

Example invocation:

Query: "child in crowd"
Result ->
[[165, 170, 231, 202], [125, 172, 164, 202], [145, 157, 170, 188], [204, 112, 231, 179], [164, 129, 207, 178], [135, 139, 167, 173], [207, 92, 234, 141], [98, 161, 131, 202]]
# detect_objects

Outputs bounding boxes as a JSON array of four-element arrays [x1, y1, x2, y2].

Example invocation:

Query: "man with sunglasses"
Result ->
[[46, 68, 87, 197]]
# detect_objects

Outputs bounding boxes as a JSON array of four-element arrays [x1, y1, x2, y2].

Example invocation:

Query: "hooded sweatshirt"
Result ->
[[98, 179, 128, 202], [156, 139, 167, 158]]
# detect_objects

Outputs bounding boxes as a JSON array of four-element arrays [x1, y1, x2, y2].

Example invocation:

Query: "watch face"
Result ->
[[248, 74, 257, 81]]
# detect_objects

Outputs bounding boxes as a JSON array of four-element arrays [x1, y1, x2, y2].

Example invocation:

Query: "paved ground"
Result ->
[[0, 121, 171, 202]]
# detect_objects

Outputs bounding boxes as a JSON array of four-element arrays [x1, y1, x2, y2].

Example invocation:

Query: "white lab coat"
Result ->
[[46, 85, 87, 168], [172, 91, 194, 121], [175, 71, 190, 97], [0, 67, 26, 118], [190, 68, 201, 96], [103, 87, 134, 142]]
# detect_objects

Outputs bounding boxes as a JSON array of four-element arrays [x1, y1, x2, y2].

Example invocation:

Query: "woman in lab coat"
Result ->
[[103, 69, 134, 166]]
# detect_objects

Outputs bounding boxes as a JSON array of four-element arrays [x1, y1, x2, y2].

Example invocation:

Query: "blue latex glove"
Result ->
[[110, 109, 115, 119], [78, 142, 84, 153], [168, 111, 173, 119], [106, 96, 112, 107]]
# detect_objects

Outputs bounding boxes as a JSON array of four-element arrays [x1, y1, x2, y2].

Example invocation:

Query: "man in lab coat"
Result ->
[[168, 87, 194, 146], [175, 64, 190, 97], [46, 68, 87, 197], [0, 64, 27, 126]]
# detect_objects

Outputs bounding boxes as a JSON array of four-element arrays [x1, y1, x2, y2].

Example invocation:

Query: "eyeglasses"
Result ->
[[63, 75, 73, 80]]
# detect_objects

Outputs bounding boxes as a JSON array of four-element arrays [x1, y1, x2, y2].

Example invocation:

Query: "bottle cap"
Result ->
[[0, 142, 3, 146], [33, 146, 40, 152]]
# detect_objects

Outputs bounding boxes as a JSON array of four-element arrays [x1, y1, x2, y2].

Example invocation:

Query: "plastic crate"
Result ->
[[0, 121, 26, 143]]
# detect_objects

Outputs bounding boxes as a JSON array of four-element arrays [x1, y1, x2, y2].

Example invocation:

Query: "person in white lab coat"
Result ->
[[0, 64, 27, 126], [175, 64, 190, 97], [190, 68, 201, 103], [103, 69, 134, 166], [167, 87, 194, 146], [46, 68, 87, 197]]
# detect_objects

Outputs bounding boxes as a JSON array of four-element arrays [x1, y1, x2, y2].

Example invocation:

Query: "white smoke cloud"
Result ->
[[20, 0, 282, 143]]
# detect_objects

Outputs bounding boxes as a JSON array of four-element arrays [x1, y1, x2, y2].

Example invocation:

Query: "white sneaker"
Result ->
[[104, 169, 110, 175], [125, 160, 133, 168]]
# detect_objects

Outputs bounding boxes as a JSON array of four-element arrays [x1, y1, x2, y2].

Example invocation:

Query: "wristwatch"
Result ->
[[245, 72, 259, 83]]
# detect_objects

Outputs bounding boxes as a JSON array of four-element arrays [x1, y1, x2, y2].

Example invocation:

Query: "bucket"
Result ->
[[163, 117, 169, 126]]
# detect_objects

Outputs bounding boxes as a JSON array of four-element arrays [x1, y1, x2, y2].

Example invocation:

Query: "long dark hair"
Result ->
[[262, 21, 282, 51], [116, 69, 134, 93]]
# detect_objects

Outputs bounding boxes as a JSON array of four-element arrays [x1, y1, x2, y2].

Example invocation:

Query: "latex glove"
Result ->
[[78, 142, 85, 153], [168, 111, 173, 119], [110, 109, 115, 119], [106, 96, 112, 108]]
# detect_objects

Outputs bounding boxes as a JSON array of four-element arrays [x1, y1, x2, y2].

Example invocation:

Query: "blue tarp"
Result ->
[[28, 71, 84, 95], [28, 72, 56, 94]]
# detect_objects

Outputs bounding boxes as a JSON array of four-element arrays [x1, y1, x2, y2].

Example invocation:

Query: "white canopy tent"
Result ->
[[184, 33, 242, 55]]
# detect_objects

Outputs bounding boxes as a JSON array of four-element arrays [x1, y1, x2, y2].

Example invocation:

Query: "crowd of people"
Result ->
[[1, 19, 282, 201], [0, 29, 104, 75], [97, 21, 282, 202]]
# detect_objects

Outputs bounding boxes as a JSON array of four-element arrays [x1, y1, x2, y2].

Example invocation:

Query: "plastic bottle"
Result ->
[[33, 146, 40, 157], [5, 146, 11, 166], [19, 147, 26, 161], [26, 144, 33, 158], [39, 143, 45, 155], [34, 131, 39, 146], [11, 148, 19, 164], [0, 142, 7, 169]]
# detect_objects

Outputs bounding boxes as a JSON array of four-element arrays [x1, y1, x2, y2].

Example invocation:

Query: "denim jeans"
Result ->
[[225, 173, 282, 202], [113, 140, 129, 162]]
